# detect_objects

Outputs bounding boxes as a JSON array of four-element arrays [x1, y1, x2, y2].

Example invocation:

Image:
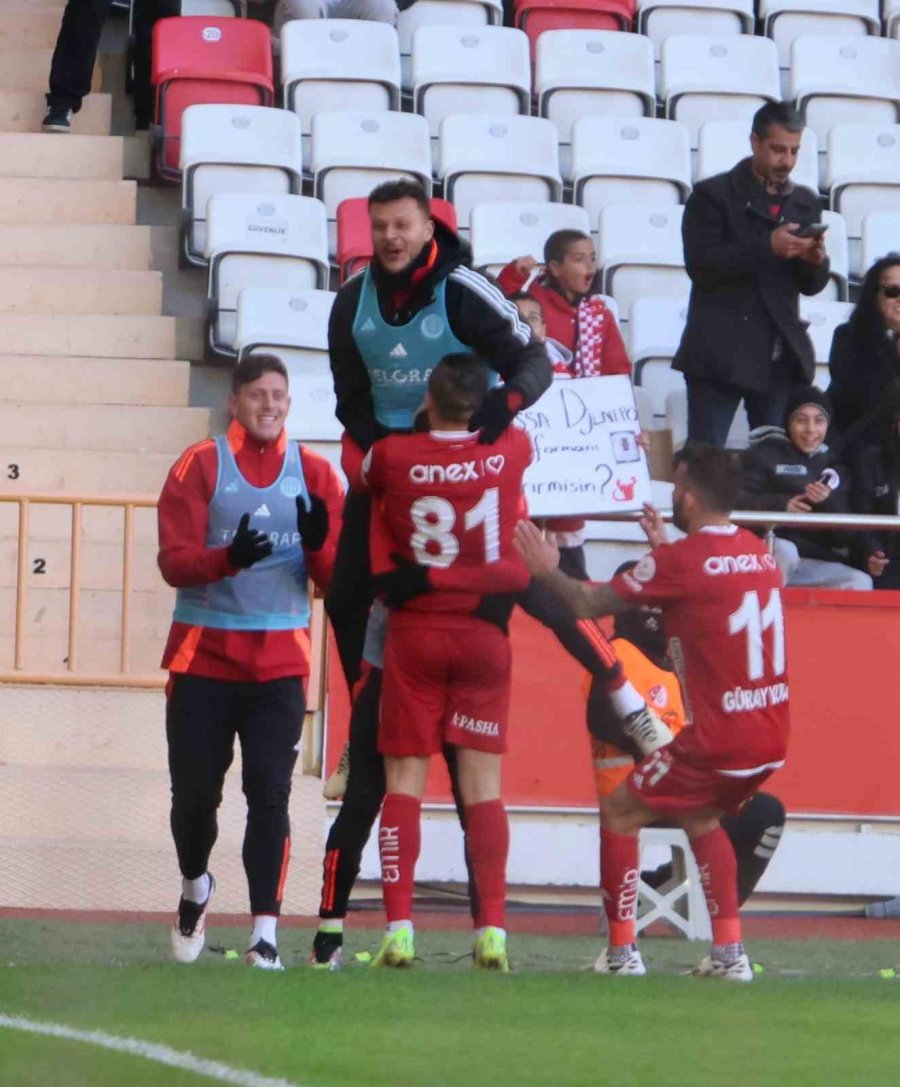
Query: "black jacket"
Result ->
[[853, 445, 900, 562], [673, 159, 830, 393], [329, 221, 552, 451], [739, 429, 854, 561], [828, 323, 900, 435]]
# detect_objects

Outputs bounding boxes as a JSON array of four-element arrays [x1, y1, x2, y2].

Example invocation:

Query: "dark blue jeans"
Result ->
[[685, 375, 792, 448]]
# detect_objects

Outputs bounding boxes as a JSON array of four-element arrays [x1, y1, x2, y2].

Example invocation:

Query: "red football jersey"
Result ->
[[611, 525, 790, 772], [363, 427, 533, 612]]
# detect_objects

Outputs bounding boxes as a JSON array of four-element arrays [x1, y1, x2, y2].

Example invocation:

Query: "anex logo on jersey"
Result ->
[[409, 455, 505, 486], [703, 553, 778, 576]]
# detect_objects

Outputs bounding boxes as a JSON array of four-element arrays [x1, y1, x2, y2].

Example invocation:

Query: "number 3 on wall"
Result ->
[[409, 488, 500, 568], [728, 589, 785, 681]]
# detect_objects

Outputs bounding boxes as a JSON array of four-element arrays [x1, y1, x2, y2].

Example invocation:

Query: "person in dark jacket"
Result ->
[[326, 178, 551, 686], [739, 386, 871, 589], [853, 379, 900, 590], [674, 102, 831, 447], [828, 254, 900, 436]]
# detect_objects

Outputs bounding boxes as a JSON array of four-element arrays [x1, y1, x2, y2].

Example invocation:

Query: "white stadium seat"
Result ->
[[696, 120, 820, 194], [397, 0, 503, 87], [637, 0, 754, 60], [818, 209, 850, 301], [660, 35, 780, 149], [181, 0, 244, 14], [205, 193, 329, 356], [825, 124, 900, 279], [799, 297, 854, 386], [310, 110, 432, 250], [790, 36, 900, 147], [889, 0, 900, 40], [281, 20, 401, 153], [860, 211, 900, 274], [628, 295, 689, 417], [469, 201, 591, 276], [438, 114, 563, 231], [535, 31, 655, 178], [572, 117, 691, 222], [760, 0, 880, 69], [179, 104, 303, 266], [598, 203, 690, 313], [412, 25, 530, 150], [235, 287, 341, 442]]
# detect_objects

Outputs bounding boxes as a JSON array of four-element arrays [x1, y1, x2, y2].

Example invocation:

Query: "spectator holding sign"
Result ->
[[673, 102, 829, 446]]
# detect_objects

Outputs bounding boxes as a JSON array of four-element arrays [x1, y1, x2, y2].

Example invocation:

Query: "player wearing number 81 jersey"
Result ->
[[360, 354, 532, 971]]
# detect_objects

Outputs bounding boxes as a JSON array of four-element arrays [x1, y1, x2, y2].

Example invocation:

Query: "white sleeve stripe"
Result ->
[[449, 266, 532, 345], [360, 448, 373, 487]]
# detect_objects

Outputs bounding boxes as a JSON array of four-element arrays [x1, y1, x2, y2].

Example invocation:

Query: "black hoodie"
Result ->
[[328, 220, 552, 452]]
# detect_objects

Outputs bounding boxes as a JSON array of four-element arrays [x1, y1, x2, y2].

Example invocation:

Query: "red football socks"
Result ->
[[691, 826, 743, 946], [600, 827, 640, 947], [379, 793, 421, 924], [465, 799, 510, 929]]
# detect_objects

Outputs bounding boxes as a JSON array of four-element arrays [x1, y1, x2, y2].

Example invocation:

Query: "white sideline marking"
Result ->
[[0, 1014, 302, 1087]]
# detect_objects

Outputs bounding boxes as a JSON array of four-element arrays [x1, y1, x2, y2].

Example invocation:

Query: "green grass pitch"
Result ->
[[1, 918, 900, 1086]]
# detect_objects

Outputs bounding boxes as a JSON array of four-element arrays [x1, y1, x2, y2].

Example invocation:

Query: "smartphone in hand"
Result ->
[[792, 223, 828, 239]]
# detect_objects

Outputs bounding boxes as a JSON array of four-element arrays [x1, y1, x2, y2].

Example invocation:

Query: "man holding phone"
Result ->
[[674, 102, 830, 446]]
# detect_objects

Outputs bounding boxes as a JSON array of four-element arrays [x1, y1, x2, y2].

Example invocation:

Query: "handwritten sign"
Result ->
[[515, 375, 652, 517]]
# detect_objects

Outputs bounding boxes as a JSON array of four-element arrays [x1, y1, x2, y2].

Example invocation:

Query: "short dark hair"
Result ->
[[232, 353, 288, 392], [674, 442, 742, 514], [509, 291, 543, 312], [428, 353, 491, 423], [544, 229, 592, 266], [367, 178, 431, 216], [752, 101, 804, 140]]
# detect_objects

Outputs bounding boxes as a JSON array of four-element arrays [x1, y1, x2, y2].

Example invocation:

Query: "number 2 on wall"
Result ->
[[409, 488, 500, 568], [728, 589, 785, 681]]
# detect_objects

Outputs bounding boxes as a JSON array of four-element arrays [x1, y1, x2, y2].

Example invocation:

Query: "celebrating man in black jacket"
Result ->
[[326, 178, 551, 685], [674, 102, 830, 446]]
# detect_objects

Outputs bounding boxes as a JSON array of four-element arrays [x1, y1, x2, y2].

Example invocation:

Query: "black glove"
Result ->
[[296, 493, 329, 552], [227, 513, 273, 569], [468, 386, 521, 445], [373, 552, 433, 608]]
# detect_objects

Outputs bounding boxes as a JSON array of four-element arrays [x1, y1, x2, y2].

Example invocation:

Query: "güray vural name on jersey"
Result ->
[[408, 455, 506, 486]]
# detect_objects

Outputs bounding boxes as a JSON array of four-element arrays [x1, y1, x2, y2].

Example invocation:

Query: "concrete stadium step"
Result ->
[[0, 536, 165, 593], [0, 502, 160, 546], [0, 133, 123, 179], [0, 404, 210, 453], [0, 584, 173, 638], [0, 178, 136, 225], [0, 268, 162, 316], [0, 448, 176, 492], [0, 314, 175, 358], [0, 225, 152, 270], [0, 8, 67, 50], [0, 633, 164, 676], [0, 356, 188, 405], [0, 91, 111, 135], [0, 50, 100, 94]]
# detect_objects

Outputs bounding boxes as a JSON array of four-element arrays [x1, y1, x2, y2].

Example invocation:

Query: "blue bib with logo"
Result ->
[[173, 435, 311, 631], [352, 265, 470, 429]]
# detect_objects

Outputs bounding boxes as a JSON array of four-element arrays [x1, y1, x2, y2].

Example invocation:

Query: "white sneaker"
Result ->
[[622, 704, 673, 756], [692, 953, 754, 983], [245, 939, 284, 971], [323, 741, 350, 800], [594, 946, 646, 976], [170, 873, 215, 964]]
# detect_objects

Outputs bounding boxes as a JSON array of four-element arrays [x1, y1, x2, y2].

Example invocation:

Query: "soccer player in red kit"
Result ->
[[515, 443, 790, 981], [360, 354, 533, 972]]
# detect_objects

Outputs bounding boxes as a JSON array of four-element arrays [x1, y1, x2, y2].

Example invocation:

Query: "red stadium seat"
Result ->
[[151, 17, 274, 182], [515, 0, 635, 58], [336, 197, 459, 281]]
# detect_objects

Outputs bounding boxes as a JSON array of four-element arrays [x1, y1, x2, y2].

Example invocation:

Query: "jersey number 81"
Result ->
[[409, 488, 499, 569]]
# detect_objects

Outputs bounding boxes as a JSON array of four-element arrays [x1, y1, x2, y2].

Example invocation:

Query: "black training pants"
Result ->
[[324, 490, 373, 691], [166, 672, 305, 916]]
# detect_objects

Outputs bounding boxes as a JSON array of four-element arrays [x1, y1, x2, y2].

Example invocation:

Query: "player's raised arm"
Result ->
[[513, 520, 629, 618]]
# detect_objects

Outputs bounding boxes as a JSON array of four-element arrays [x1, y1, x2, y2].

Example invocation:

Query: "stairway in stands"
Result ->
[[0, 2, 324, 916]]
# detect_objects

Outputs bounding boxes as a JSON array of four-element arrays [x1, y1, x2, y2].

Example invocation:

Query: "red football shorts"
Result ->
[[379, 612, 511, 757], [626, 739, 777, 816]]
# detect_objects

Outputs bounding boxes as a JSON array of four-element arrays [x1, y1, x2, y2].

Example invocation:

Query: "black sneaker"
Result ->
[[170, 873, 215, 964], [246, 939, 284, 971], [43, 106, 73, 133], [309, 930, 343, 971]]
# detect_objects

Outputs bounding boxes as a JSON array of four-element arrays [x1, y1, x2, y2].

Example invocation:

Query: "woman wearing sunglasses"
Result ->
[[829, 254, 900, 434]]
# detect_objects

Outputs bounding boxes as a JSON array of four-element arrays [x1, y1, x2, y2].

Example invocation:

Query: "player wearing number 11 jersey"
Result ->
[[514, 443, 790, 982], [360, 355, 532, 971]]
